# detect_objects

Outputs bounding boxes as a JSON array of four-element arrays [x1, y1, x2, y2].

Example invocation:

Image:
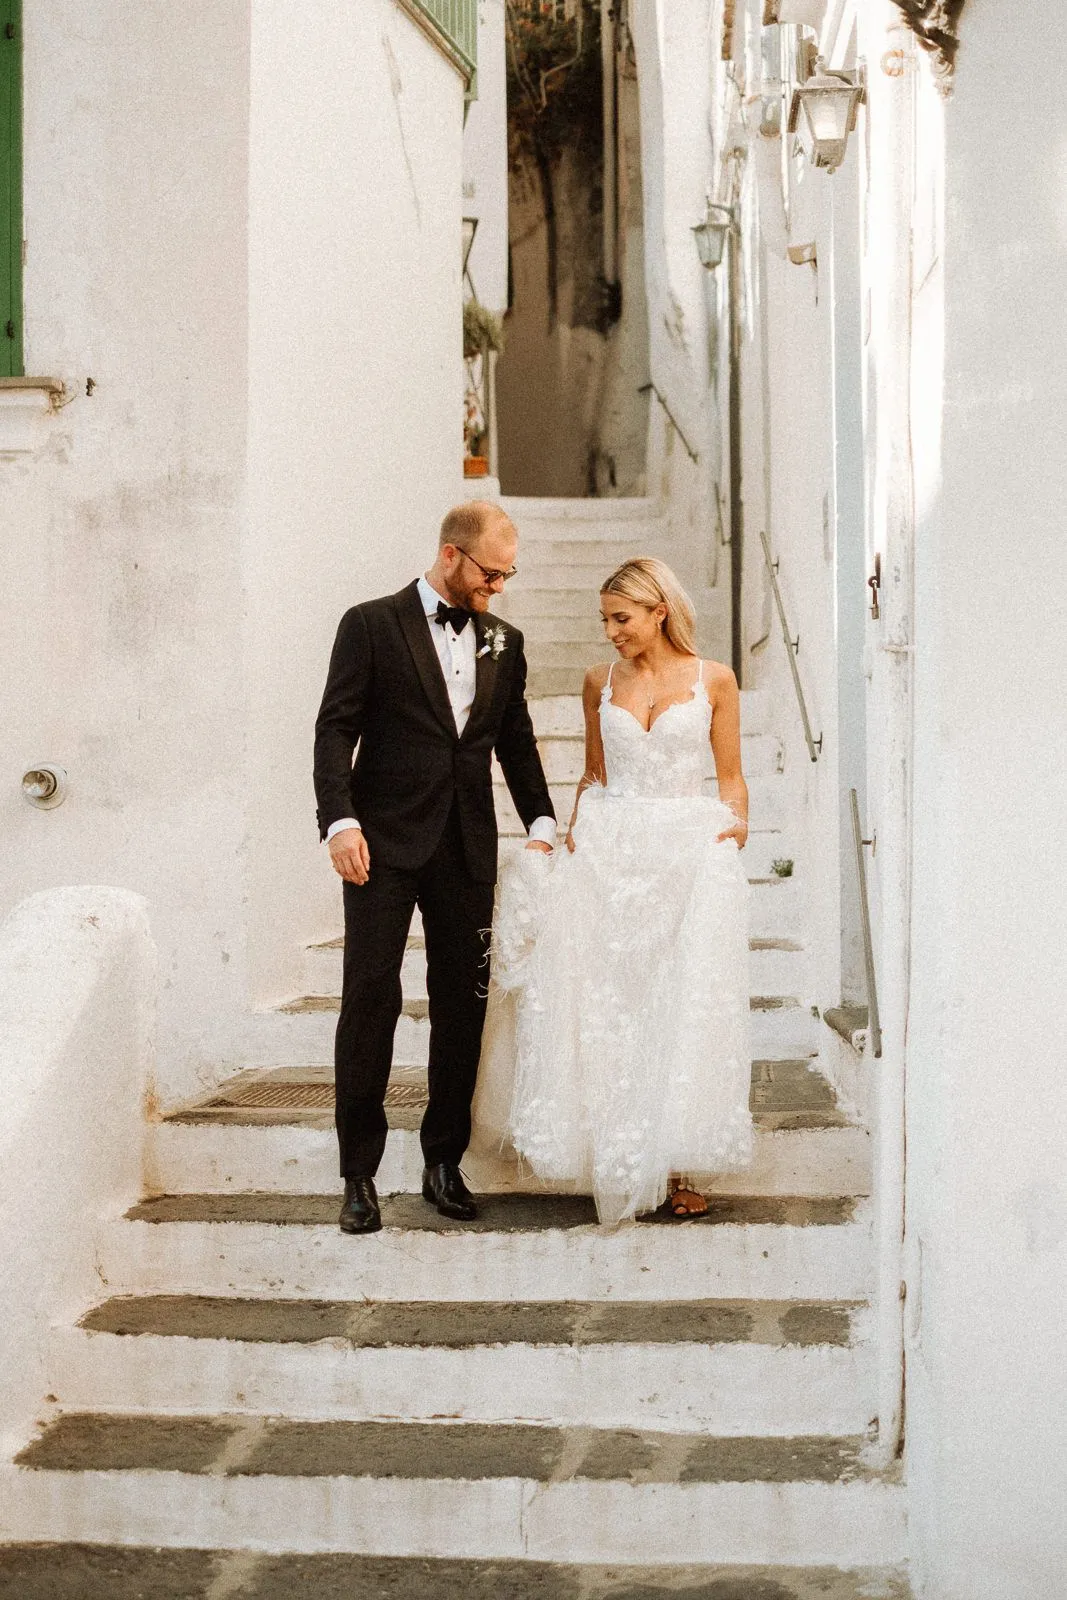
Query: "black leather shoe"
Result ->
[[339, 1176, 381, 1235], [422, 1162, 477, 1221]]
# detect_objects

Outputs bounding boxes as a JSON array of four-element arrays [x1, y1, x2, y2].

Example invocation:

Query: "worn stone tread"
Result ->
[[124, 1192, 859, 1229], [80, 1294, 862, 1348], [0, 1547, 913, 1600], [166, 1059, 853, 1133], [15, 1417, 886, 1486]]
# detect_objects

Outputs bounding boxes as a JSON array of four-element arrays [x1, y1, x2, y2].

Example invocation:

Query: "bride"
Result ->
[[474, 557, 755, 1227]]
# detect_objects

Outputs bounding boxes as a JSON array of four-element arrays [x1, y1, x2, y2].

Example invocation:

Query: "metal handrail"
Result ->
[[849, 787, 883, 1058], [638, 382, 700, 463], [759, 529, 823, 761]]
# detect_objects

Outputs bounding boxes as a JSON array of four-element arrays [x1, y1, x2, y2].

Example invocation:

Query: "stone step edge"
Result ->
[[307, 933, 805, 953], [75, 1293, 867, 1350], [14, 1414, 889, 1487], [120, 1193, 863, 1230], [0, 1548, 915, 1599]]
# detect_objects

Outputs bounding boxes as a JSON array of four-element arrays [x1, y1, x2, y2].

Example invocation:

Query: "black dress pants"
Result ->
[[335, 806, 495, 1179]]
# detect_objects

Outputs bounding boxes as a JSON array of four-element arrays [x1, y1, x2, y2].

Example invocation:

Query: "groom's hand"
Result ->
[[329, 827, 371, 884], [525, 840, 553, 854]]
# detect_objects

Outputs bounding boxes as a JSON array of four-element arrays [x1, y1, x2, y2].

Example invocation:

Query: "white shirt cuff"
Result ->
[[527, 815, 557, 848], [326, 818, 360, 842]]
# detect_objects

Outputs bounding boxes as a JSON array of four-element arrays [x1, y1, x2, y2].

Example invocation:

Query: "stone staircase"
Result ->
[[497, 496, 730, 696], [0, 505, 908, 1597]]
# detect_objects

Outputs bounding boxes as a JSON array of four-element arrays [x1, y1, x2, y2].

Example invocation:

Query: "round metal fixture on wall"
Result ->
[[21, 765, 68, 809]]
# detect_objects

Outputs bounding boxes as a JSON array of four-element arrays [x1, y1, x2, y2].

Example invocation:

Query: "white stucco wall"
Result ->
[[1, 0, 253, 1108], [715, 1, 1067, 1588], [463, 0, 509, 311], [629, 0, 715, 462], [0, 888, 155, 1453], [1, 1, 468, 1107], [716, 7, 860, 1025], [244, 0, 465, 1016], [902, 8, 1067, 1593]]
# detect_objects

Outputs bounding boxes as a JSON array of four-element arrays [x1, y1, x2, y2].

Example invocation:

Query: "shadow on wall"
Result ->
[[497, 0, 649, 497]]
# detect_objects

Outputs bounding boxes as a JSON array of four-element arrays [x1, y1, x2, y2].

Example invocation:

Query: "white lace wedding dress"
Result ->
[[473, 661, 754, 1226]]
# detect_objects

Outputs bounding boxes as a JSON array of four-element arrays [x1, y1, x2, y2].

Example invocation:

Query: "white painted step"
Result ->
[[95, 1200, 873, 1303], [0, 1459, 906, 1566], [503, 495, 665, 527], [146, 1118, 870, 1201], [301, 917, 803, 998], [272, 993, 815, 1067], [506, 588, 615, 619], [49, 1320, 875, 1437]]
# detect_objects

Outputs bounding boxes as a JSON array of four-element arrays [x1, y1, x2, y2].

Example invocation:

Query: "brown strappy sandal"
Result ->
[[666, 1173, 708, 1218]]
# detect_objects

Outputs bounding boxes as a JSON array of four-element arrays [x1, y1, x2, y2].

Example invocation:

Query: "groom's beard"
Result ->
[[443, 573, 495, 612]]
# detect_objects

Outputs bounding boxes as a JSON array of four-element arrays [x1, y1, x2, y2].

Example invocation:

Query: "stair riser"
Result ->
[[514, 538, 677, 567], [0, 1467, 906, 1565], [504, 494, 663, 524], [146, 1123, 871, 1200], [505, 590, 619, 619], [275, 1006, 816, 1067], [97, 1217, 873, 1303], [508, 573, 730, 605], [49, 1329, 875, 1437], [302, 938, 806, 1001], [750, 945, 806, 993]]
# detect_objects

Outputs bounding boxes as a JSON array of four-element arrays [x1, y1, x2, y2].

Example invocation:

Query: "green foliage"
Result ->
[[771, 858, 795, 878], [463, 299, 505, 358], [505, 0, 602, 174]]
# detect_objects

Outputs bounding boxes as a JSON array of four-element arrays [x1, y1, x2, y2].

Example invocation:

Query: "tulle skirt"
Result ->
[[472, 786, 754, 1226]]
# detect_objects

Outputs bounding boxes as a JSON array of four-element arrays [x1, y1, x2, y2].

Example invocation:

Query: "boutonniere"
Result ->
[[477, 624, 507, 660]]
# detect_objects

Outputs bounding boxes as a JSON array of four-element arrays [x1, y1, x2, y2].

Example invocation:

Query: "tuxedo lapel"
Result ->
[[395, 582, 458, 737], [462, 614, 502, 742]]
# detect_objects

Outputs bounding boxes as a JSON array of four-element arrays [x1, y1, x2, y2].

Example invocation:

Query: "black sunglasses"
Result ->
[[453, 545, 518, 585]]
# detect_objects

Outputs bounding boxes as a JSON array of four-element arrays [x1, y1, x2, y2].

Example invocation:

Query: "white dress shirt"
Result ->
[[326, 575, 555, 847]]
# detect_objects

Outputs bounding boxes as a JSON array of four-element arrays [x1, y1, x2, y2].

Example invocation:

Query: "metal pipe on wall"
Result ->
[[601, 0, 618, 287], [727, 219, 744, 684], [861, 1, 916, 1471]]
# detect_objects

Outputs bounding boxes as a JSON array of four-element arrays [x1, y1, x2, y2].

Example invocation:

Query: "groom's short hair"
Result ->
[[439, 501, 514, 552]]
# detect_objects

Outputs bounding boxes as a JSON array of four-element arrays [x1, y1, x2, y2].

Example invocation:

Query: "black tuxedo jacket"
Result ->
[[314, 581, 554, 882]]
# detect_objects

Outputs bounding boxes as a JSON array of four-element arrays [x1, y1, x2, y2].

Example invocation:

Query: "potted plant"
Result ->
[[463, 299, 504, 361], [463, 299, 504, 477]]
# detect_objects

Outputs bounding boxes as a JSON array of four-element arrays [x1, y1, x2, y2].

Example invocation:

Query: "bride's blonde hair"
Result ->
[[600, 557, 698, 657]]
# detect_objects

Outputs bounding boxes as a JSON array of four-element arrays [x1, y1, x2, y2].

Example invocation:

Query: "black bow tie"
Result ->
[[435, 601, 471, 635]]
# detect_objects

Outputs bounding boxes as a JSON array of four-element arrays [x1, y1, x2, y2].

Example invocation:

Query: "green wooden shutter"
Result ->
[[0, 0, 23, 378]]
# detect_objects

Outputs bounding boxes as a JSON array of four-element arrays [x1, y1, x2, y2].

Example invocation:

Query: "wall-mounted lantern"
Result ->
[[787, 58, 865, 172], [692, 202, 738, 271]]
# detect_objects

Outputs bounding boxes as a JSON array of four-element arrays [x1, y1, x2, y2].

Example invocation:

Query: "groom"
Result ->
[[314, 502, 555, 1235]]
